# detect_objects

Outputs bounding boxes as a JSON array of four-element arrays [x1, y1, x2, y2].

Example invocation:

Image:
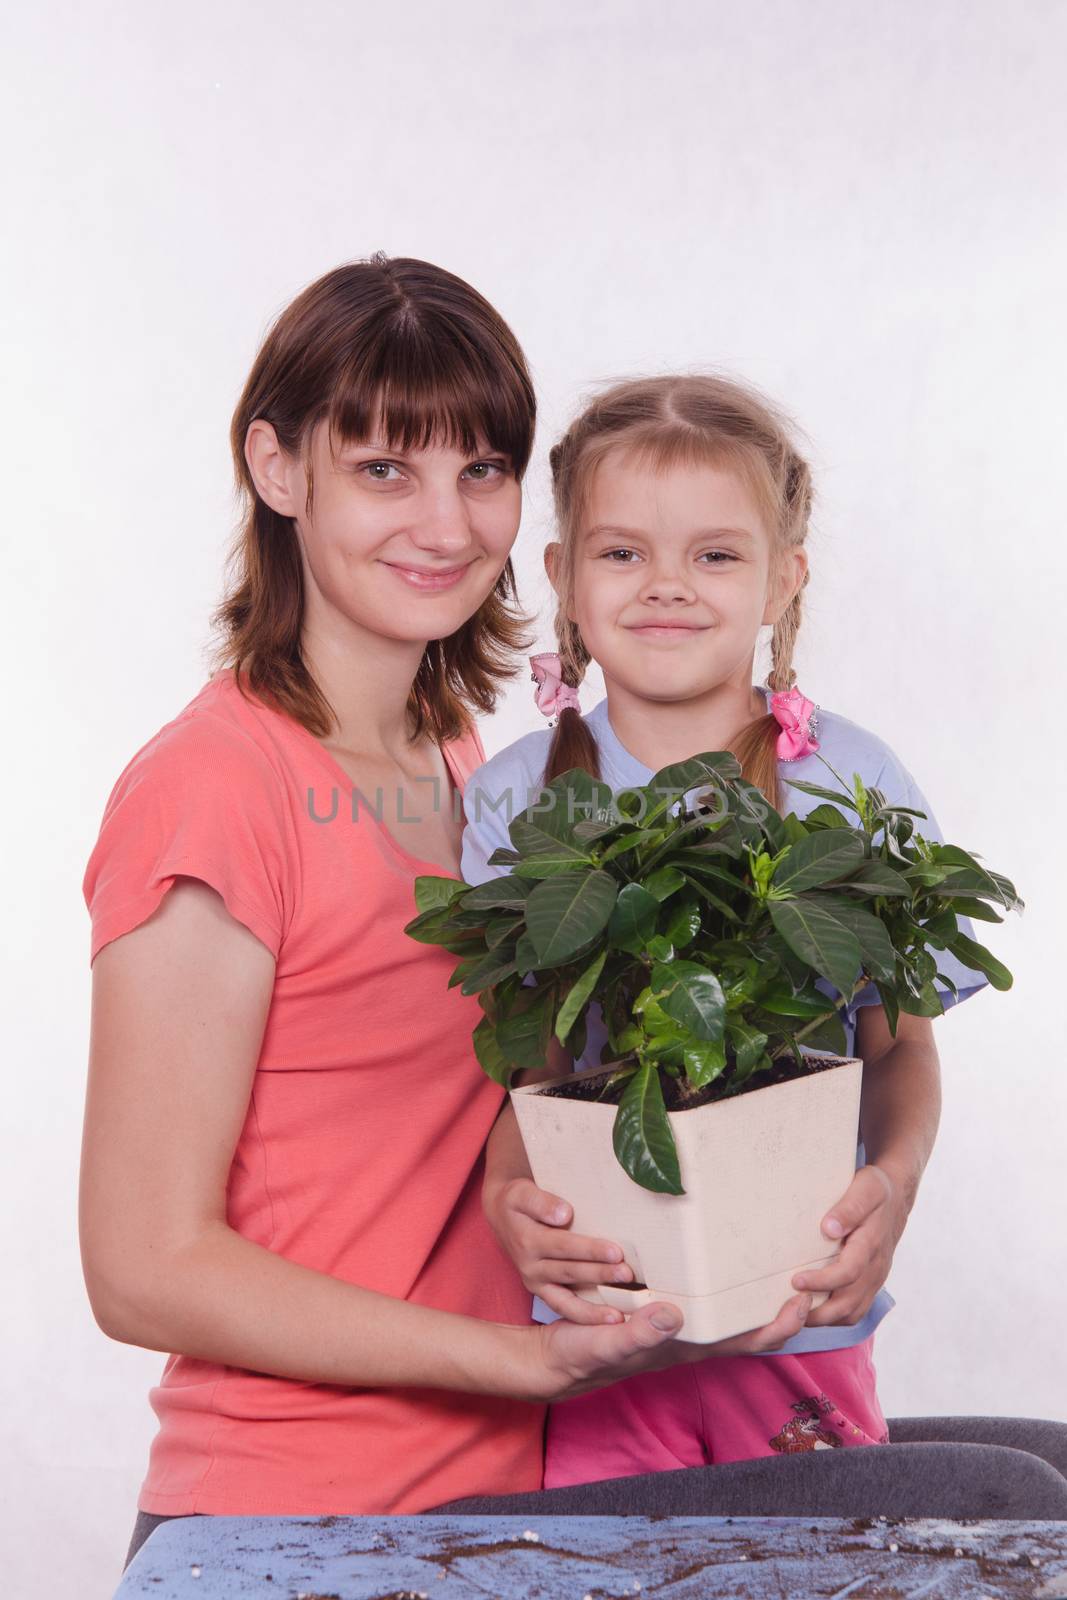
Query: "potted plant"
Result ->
[[404, 751, 1022, 1342]]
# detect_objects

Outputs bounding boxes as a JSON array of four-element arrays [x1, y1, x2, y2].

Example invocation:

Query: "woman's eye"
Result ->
[[462, 461, 506, 482], [360, 461, 404, 482]]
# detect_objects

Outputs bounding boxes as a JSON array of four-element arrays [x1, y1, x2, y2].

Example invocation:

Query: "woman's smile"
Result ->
[[382, 559, 477, 591]]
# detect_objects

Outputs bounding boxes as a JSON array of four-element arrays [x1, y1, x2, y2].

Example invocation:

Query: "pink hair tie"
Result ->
[[530, 653, 582, 722], [768, 684, 820, 761]]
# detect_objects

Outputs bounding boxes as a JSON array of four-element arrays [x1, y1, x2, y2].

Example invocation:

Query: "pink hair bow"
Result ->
[[768, 685, 820, 761], [530, 653, 582, 721]]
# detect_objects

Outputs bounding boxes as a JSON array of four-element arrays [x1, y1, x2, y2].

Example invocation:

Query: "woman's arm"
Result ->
[[791, 1006, 941, 1325], [81, 881, 806, 1399]]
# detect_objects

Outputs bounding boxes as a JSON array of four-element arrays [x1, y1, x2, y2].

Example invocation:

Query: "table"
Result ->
[[115, 1513, 1067, 1597]]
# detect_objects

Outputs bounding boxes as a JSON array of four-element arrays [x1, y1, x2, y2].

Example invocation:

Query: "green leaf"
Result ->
[[518, 770, 616, 842], [598, 828, 662, 864], [414, 875, 466, 913], [650, 960, 726, 1041], [607, 883, 661, 954], [772, 830, 865, 894], [641, 865, 688, 901], [487, 846, 521, 866], [473, 1016, 513, 1085], [404, 905, 487, 954], [555, 950, 608, 1045], [802, 893, 898, 983], [681, 873, 743, 924], [755, 980, 839, 1020], [526, 870, 619, 964], [461, 876, 532, 911], [939, 895, 1003, 924], [662, 896, 701, 950], [801, 804, 854, 831], [837, 859, 912, 896], [782, 777, 860, 812], [725, 1021, 768, 1072], [683, 1036, 727, 1089], [612, 1062, 684, 1194], [496, 991, 556, 1069], [485, 915, 524, 951], [796, 1011, 849, 1055], [947, 931, 1013, 990], [459, 952, 520, 996], [509, 817, 592, 863], [767, 898, 863, 1000]]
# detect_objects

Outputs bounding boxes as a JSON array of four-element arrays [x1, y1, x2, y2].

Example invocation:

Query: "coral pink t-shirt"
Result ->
[[82, 668, 543, 1516]]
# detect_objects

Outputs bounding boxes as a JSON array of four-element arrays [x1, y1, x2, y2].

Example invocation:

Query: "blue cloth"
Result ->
[[460, 688, 991, 1354]]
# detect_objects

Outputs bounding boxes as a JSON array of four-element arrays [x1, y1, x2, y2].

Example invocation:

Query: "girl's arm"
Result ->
[[791, 1006, 941, 1325], [483, 1043, 635, 1326], [80, 881, 807, 1400]]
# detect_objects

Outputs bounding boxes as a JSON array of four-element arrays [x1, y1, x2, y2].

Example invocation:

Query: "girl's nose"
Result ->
[[639, 563, 697, 602]]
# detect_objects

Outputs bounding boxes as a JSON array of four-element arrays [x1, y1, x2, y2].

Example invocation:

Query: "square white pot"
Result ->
[[511, 1051, 863, 1344]]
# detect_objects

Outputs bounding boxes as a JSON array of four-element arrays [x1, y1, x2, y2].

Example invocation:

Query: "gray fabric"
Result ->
[[121, 1417, 1067, 1570], [433, 1439, 1067, 1520]]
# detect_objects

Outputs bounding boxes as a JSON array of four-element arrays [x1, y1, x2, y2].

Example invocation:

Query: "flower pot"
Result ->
[[510, 1051, 863, 1344]]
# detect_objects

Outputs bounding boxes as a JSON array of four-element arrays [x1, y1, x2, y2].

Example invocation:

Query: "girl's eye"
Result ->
[[601, 548, 640, 563], [462, 460, 507, 482], [698, 551, 738, 565]]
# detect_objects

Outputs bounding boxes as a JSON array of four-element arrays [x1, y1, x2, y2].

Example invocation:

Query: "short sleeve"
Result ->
[[83, 715, 292, 965], [844, 746, 990, 1028], [460, 754, 522, 888]]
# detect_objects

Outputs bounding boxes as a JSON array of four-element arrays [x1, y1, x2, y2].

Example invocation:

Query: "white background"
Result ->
[[4, 2, 1066, 1591]]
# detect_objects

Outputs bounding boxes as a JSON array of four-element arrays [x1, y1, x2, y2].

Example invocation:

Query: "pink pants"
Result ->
[[545, 1335, 888, 1487]]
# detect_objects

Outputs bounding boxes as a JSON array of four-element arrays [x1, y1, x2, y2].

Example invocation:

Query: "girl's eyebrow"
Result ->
[[585, 524, 758, 544]]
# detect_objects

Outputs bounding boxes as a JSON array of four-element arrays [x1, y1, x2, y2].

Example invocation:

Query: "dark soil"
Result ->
[[539, 1052, 844, 1113]]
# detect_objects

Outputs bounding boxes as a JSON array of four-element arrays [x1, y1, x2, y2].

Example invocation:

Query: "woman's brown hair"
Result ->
[[209, 253, 536, 744], [543, 374, 813, 813]]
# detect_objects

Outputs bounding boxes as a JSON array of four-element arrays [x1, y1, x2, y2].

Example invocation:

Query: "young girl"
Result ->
[[462, 373, 992, 1487]]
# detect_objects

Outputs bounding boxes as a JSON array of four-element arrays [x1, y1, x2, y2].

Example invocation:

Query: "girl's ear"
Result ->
[[763, 547, 808, 626], [544, 543, 579, 624], [245, 419, 303, 518]]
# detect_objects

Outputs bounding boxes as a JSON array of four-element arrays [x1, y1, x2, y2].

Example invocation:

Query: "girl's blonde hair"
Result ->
[[544, 374, 813, 812]]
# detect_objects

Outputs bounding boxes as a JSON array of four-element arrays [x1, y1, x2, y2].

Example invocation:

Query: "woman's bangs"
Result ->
[[326, 320, 533, 473]]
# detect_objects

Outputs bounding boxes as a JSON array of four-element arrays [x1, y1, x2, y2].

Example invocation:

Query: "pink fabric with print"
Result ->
[[545, 1337, 888, 1486]]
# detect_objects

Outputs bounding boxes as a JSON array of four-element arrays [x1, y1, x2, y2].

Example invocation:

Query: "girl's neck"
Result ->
[[603, 673, 766, 772]]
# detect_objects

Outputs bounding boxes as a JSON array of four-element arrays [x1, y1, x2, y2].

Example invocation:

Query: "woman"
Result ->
[[82, 255, 817, 1572]]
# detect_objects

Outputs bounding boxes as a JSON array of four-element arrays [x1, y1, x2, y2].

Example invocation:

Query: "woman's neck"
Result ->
[[300, 610, 428, 760], [603, 674, 766, 772]]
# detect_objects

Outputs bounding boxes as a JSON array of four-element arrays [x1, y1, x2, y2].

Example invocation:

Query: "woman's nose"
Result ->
[[408, 488, 474, 554]]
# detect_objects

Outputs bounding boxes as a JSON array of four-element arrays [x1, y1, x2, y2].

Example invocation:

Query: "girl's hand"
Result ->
[[486, 1177, 634, 1324], [532, 1289, 815, 1402], [790, 1163, 908, 1327]]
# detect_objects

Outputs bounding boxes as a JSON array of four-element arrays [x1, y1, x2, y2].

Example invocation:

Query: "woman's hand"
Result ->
[[790, 1163, 908, 1327], [531, 1288, 815, 1402], [485, 1176, 636, 1324]]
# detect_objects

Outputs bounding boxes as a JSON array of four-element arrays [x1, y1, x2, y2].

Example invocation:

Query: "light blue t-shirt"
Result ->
[[460, 686, 990, 1354]]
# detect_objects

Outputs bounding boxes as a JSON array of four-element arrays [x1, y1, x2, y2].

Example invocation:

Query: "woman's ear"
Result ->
[[763, 546, 808, 627], [245, 420, 302, 518]]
